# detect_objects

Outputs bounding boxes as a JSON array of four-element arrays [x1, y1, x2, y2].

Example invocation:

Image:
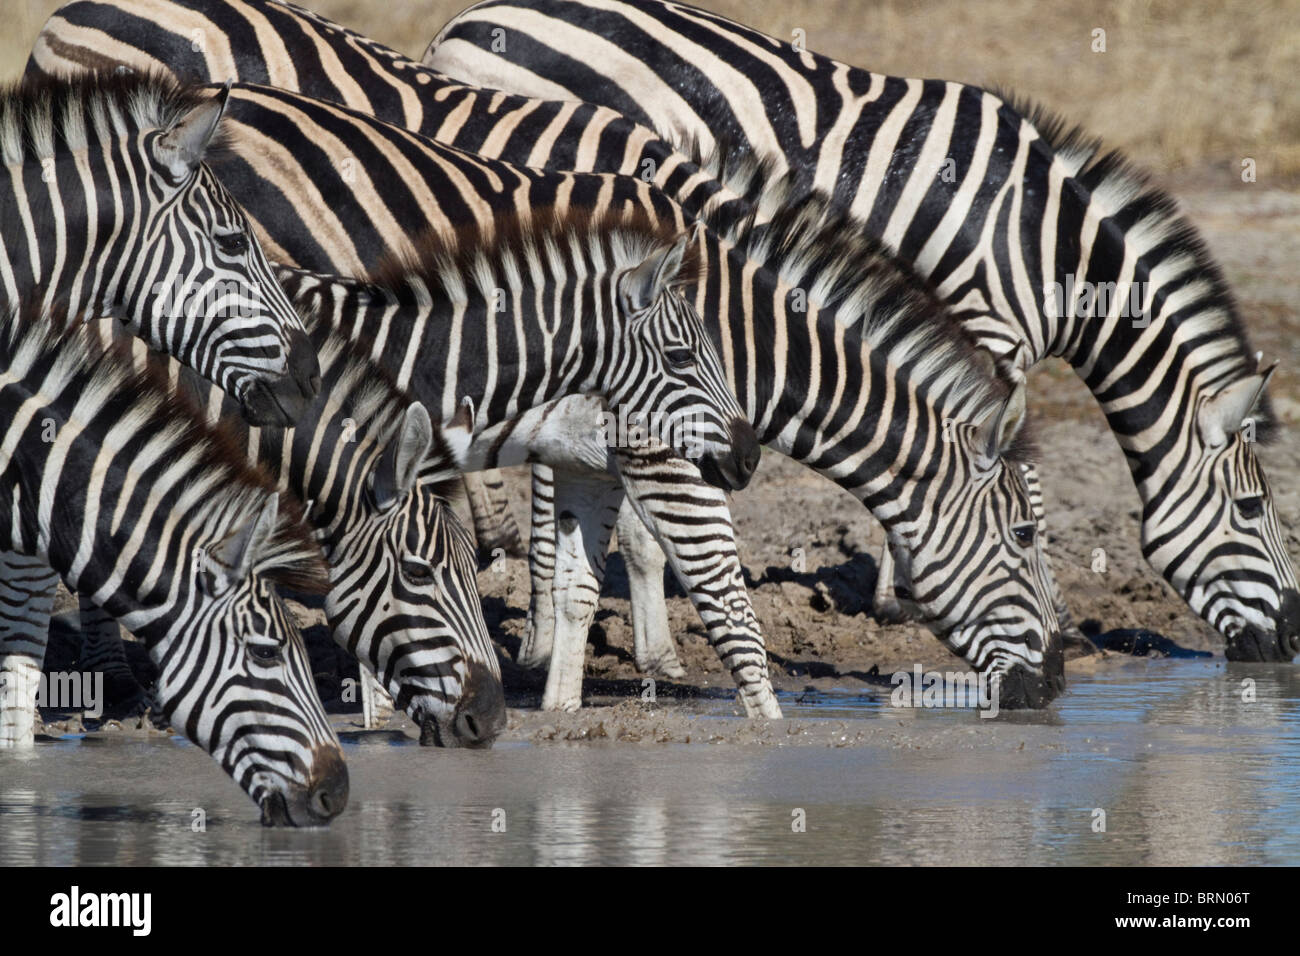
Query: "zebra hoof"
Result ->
[[639, 656, 686, 679], [872, 599, 912, 626]]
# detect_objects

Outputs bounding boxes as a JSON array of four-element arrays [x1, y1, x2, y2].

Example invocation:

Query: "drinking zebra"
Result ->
[[0, 68, 319, 426], [25, 24, 1062, 711], [15, 311, 506, 748], [26, 0, 763, 555], [427, 0, 1300, 662], [0, 299, 344, 827]]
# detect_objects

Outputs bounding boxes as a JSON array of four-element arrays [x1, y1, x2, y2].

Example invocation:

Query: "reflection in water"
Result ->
[[1, 662, 1298, 865]]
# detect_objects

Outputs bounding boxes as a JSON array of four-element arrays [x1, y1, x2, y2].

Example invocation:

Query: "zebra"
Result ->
[[25, 31, 1063, 711], [26, 0, 764, 555], [426, 0, 1300, 663], [0, 68, 319, 426], [17, 310, 507, 748], [0, 298, 345, 827], [271, 212, 770, 711]]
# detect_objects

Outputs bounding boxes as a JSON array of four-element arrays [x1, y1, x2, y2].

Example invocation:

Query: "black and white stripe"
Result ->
[[54, 313, 507, 747], [427, 0, 1300, 661], [27, 6, 1064, 714], [0, 69, 319, 426], [0, 299, 344, 826]]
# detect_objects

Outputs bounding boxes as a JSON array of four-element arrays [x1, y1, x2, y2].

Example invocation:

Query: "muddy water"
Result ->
[[2, 660, 1299, 865]]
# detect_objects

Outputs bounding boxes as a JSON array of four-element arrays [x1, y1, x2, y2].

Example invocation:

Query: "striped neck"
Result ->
[[0, 306, 322, 642]]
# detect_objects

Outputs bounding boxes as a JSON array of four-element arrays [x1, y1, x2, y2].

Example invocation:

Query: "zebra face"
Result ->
[[164, 496, 346, 827], [324, 403, 506, 748], [1144, 370, 1299, 661], [128, 86, 319, 427], [891, 386, 1065, 708], [613, 233, 759, 490]]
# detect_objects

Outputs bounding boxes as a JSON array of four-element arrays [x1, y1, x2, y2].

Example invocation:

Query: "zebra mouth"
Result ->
[[236, 331, 322, 427], [417, 665, 508, 748], [259, 792, 292, 827]]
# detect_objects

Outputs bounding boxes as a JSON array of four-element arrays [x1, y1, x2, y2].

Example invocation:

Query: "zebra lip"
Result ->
[[259, 792, 292, 828]]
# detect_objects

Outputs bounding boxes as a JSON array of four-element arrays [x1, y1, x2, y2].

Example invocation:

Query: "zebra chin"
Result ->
[[236, 330, 323, 427], [257, 745, 350, 827], [415, 662, 508, 749], [695, 417, 761, 491]]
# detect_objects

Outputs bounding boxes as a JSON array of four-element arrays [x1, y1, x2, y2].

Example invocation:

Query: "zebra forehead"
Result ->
[[0, 70, 226, 166]]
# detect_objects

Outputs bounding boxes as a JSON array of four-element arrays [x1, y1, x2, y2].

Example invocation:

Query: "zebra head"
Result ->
[[162, 493, 346, 827], [606, 227, 759, 491], [889, 382, 1065, 709], [322, 400, 506, 749], [1144, 364, 1300, 661], [127, 81, 319, 427]]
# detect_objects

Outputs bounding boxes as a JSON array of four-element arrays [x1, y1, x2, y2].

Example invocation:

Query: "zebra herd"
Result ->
[[0, 0, 1292, 826]]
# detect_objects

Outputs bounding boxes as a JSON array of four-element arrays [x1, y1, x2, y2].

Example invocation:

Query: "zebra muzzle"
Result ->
[[258, 744, 349, 827], [696, 417, 761, 492], [418, 663, 507, 749], [994, 638, 1066, 710], [237, 330, 322, 427]]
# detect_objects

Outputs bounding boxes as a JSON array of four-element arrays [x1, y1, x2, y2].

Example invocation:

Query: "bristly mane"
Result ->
[[0, 69, 226, 166], [990, 89, 1275, 441], [0, 297, 327, 594], [363, 206, 702, 309], [678, 134, 1026, 453], [303, 314, 465, 503]]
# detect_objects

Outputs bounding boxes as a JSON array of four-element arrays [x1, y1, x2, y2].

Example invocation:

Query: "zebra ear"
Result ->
[[372, 402, 435, 511], [975, 382, 1027, 464], [152, 81, 231, 183], [619, 233, 690, 314], [440, 398, 476, 470], [1198, 368, 1275, 448], [205, 493, 279, 594]]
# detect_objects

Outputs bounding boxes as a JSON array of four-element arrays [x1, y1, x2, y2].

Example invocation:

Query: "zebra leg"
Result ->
[[871, 541, 914, 624], [613, 446, 781, 719], [518, 464, 558, 669], [0, 553, 60, 748], [463, 469, 526, 561], [1020, 462, 1095, 656], [70, 594, 147, 715], [360, 665, 395, 729], [614, 498, 686, 678], [542, 470, 626, 712]]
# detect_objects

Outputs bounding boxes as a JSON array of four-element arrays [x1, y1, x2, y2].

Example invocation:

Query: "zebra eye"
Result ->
[[665, 348, 696, 371], [215, 231, 249, 257], [1235, 496, 1264, 520], [401, 558, 435, 584], [247, 642, 283, 664], [1012, 523, 1036, 547]]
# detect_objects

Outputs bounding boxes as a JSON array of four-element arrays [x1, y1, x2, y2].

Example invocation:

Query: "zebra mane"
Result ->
[[0, 69, 227, 166], [305, 314, 464, 501], [679, 134, 1022, 443], [992, 89, 1276, 441], [364, 207, 702, 308], [0, 299, 327, 594]]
